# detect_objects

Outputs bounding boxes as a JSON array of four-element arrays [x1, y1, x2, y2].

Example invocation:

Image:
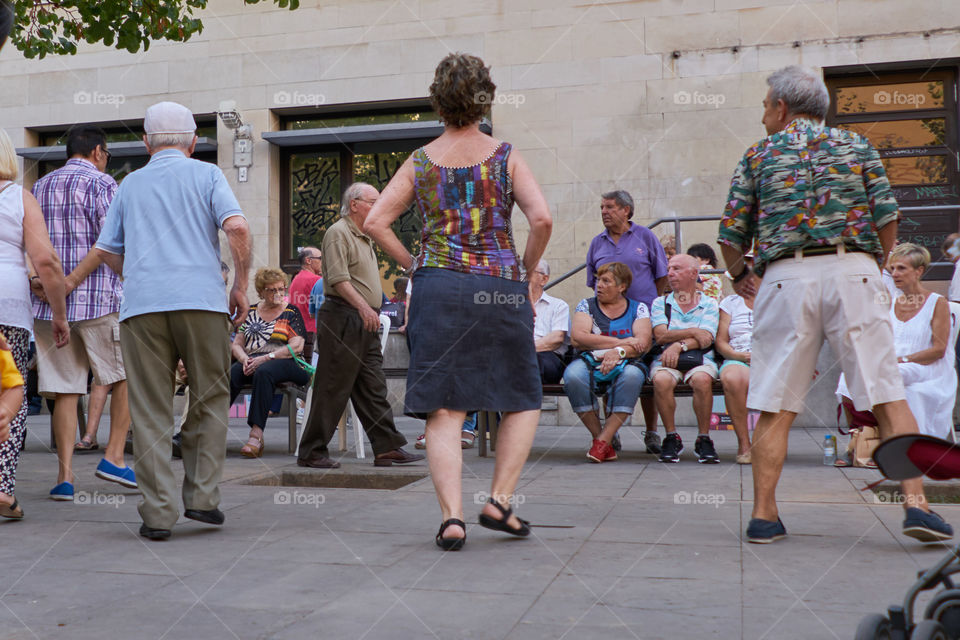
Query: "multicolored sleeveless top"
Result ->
[[412, 141, 524, 281]]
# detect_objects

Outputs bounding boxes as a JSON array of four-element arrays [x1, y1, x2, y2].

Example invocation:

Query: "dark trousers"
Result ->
[[298, 299, 407, 459], [538, 351, 565, 385], [229, 358, 310, 429]]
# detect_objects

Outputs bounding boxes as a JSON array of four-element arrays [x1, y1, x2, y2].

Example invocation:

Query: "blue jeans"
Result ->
[[462, 412, 477, 434], [563, 358, 646, 414]]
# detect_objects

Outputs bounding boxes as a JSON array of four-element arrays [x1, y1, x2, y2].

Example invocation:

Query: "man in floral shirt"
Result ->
[[717, 65, 951, 545]]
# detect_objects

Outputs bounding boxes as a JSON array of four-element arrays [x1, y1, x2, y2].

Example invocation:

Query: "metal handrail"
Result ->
[[544, 205, 960, 290], [544, 215, 721, 290]]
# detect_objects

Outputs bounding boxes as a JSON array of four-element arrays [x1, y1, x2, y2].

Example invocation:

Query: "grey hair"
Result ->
[[146, 132, 195, 150], [340, 182, 374, 217], [601, 190, 634, 219], [297, 246, 320, 266], [766, 66, 829, 120], [536, 259, 550, 276]]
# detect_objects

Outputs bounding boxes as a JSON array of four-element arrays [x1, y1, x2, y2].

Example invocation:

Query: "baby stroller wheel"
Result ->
[[855, 613, 892, 640], [912, 619, 949, 640], [924, 589, 960, 639]]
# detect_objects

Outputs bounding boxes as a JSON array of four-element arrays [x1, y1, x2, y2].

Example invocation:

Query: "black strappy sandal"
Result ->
[[478, 498, 530, 537], [435, 518, 466, 551]]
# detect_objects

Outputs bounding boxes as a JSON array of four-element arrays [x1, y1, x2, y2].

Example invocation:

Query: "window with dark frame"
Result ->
[[32, 119, 218, 183], [278, 105, 438, 276], [826, 65, 960, 279]]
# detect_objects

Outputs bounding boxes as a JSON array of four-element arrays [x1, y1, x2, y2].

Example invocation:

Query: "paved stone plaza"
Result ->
[[3, 414, 959, 640]]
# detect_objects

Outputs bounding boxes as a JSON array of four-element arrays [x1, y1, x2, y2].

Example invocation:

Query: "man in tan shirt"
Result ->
[[297, 182, 423, 468]]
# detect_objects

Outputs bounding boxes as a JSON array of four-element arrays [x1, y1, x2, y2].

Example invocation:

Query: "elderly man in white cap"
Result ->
[[95, 101, 252, 541]]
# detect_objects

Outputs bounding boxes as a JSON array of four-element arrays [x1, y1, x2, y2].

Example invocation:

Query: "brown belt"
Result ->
[[769, 245, 869, 263]]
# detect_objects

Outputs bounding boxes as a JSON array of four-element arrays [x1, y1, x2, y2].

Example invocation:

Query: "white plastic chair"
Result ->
[[295, 314, 392, 459]]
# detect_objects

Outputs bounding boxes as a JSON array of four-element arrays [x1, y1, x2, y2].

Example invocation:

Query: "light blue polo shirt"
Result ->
[[650, 291, 720, 367], [95, 149, 243, 321]]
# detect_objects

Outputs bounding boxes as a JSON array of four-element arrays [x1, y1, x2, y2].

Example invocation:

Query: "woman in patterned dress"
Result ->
[[365, 53, 553, 550], [0, 128, 69, 518]]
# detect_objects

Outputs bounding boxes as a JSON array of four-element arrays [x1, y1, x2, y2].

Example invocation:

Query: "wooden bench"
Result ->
[[477, 379, 726, 457]]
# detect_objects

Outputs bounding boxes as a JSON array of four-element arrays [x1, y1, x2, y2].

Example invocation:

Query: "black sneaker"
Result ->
[[171, 432, 182, 459], [695, 435, 719, 464], [903, 507, 954, 542], [746, 517, 787, 544], [611, 434, 622, 452], [644, 431, 661, 454], [658, 433, 683, 463]]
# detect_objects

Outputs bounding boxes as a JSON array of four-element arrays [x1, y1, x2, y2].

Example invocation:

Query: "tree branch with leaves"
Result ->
[[0, 0, 298, 59]]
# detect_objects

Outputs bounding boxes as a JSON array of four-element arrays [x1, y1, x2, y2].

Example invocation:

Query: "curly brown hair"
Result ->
[[254, 267, 288, 297], [429, 53, 496, 128]]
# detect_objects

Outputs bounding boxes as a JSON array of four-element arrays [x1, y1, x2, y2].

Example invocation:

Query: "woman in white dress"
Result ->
[[888, 243, 956, 440]]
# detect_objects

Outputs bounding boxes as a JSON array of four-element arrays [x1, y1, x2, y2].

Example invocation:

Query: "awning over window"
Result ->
[[16, 137, 218, 161], [261, 120, 491, 147]]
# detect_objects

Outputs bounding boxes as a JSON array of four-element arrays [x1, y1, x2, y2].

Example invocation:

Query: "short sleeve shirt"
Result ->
[[95, 149, 243, 321], [719, 295, 753, 353], [586, 223, 668, 309], [718, 118, 899, 276], [650, 292, 720, 366], [321, 217, 382, 310], [533, 292, 570, 355], [288, 269, 321, 333]]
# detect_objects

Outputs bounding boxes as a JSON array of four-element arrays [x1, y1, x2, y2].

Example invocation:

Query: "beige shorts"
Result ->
[[748, 250, 904, 413], [651, 361, 718, 384], [35, 313, 126, 395]]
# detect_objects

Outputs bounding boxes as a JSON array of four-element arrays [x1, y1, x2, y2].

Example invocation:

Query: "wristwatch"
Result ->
[[268, 352, 276, 359], [615, 346, 627, 359], [679, 341, 689, 352]]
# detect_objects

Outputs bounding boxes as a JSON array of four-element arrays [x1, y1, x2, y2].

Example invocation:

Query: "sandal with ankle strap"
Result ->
[[478, 497, 531, 537], [435, 518, 466, 551], [240, 436, 264, 458]]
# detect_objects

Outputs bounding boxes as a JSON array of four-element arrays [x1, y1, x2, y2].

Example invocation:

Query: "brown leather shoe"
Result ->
[[297, 456, 341, 469], [374, 448, 425, 466]]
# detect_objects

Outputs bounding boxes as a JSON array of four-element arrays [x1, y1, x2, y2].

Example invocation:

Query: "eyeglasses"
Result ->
[[263, 287, 286, 295], [102, 147, 112, 162], [356, 198, 378, 205], [307, 255, 321, 261]]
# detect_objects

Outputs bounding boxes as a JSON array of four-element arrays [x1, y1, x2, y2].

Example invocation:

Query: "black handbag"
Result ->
[[646, 299, 711, 372]]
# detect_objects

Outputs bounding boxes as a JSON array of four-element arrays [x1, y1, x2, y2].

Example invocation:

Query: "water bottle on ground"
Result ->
[[823, 434, 836, 466]]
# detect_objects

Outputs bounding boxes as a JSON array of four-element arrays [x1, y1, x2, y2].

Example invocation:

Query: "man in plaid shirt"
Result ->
[[31, 125, 135, 502]]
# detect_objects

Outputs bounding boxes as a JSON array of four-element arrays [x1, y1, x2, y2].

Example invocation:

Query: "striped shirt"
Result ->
[[650, 291, 720, 367], [32, 159, 122, 322]]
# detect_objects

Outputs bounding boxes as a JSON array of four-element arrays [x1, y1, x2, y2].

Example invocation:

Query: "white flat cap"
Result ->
[[144, 101, 197, 135]]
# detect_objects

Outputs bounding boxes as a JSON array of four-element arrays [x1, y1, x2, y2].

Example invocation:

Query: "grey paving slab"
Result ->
[[8, 414, 960, 639]]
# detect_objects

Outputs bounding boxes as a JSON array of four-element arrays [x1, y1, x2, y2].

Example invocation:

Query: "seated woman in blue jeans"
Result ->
[[564, 262, 652, 463]]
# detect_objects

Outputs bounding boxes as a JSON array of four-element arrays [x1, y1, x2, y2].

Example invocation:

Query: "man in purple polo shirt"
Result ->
[[31, 125, 135, 502], [586, 190, 668, 454]]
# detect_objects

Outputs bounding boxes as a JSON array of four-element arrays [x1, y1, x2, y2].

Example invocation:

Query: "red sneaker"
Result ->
[[587, 438, 617, 463]]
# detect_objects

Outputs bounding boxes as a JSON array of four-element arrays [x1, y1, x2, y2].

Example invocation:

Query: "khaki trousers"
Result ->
[[120, 311, 231, 529]]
